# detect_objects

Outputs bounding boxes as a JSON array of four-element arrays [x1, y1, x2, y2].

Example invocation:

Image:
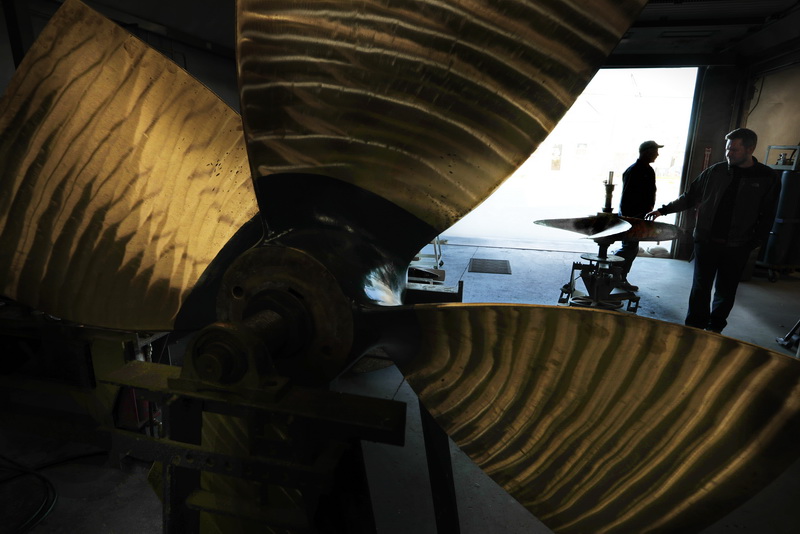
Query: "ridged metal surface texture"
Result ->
[[0, 0, 257, 331], [618, 216, 682, 242], [237, 0, 647, 232], [400, 304, 800, 533]]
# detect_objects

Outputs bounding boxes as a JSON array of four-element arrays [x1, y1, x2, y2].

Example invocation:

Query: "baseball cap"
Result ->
[[639, 140, 664, 151]]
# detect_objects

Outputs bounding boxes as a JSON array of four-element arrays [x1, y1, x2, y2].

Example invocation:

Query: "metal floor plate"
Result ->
[[468, 258, 512, 274]]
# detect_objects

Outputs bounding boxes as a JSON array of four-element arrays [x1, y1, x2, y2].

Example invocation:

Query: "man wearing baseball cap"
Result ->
[[614, 140, 664, 291]]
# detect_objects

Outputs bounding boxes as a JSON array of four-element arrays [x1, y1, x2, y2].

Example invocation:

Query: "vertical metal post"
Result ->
[[603, 174, 615, 214], [1, 0, 34, 67], [317, 440, 378, 533], [419, 400, 460, 534], [162, 395, 202, 533]]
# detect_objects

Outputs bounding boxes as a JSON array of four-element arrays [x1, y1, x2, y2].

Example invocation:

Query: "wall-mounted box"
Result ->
[[765, 145, 799, 171]]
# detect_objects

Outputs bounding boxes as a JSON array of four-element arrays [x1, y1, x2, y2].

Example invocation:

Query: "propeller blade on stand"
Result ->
[[535, 215, 683, 243], [535, 215, 632, 239], [617, 216, 684, 242]]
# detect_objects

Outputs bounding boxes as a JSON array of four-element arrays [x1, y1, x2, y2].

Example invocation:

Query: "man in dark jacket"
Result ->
[[615, 140, 662, 291], [646, 128, 780, 333]]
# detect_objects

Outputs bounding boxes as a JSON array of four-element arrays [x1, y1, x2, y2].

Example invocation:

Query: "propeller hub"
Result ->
[[185, 321, 271, 388], [215, 244, 355, 385], [194, 333, 247, 384]]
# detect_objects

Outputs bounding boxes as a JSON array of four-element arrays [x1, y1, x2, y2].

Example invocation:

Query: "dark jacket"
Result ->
[[619, 158, 656, 218], [658, 158, 780, 247]]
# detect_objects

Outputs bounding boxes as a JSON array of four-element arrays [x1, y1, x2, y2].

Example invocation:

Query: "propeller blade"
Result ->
[[237, 0, 649, 234], [618, 216, 683, 242], [534, 215, 631, 238], [387, 303, 800, 533], [535, 215, 682, 243], [0, 0, 259, 331]]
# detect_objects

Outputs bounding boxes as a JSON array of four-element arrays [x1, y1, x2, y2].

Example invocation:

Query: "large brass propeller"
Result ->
[[2, 1, 799, 534]]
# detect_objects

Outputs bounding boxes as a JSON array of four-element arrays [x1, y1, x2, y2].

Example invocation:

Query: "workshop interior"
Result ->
[[2, 1, 800, 533]]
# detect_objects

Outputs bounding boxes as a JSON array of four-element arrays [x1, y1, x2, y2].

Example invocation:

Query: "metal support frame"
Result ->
[[409, 236, 447, 285], [102, 360, 406, 532], [162, 395, 202, 533], [419, 400, 461, 534], [776, 318, 800, 358], [559, 257, 639, 313]]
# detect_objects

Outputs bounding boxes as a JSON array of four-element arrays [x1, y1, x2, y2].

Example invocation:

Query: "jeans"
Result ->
[[685, 242, 752, 332], [615, 240, 639, 276]]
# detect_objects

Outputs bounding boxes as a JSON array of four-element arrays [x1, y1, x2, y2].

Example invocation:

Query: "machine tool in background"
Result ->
[[406, 237, 464, 305], [759, 145, 800, 281], [535, 173, 681, 312]]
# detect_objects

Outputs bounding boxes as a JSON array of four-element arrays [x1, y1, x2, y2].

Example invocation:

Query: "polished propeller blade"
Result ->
[[0, 0, 259, 331], [388, 303, 800, 534], [534, 215, 632, 238], [237, 0, 649, 235], [535, 215, 681, 242], [618, 216, 683, 242]]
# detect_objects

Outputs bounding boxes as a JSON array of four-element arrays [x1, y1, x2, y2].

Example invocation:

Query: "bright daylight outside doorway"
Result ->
[[442, 67, 699, 255]]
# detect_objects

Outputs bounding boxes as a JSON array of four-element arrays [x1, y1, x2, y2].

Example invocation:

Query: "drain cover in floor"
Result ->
[[468, 258, 512, 274]]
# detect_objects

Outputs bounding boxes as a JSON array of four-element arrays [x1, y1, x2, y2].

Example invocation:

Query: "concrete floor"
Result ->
[[2, 239, 800, 533]]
